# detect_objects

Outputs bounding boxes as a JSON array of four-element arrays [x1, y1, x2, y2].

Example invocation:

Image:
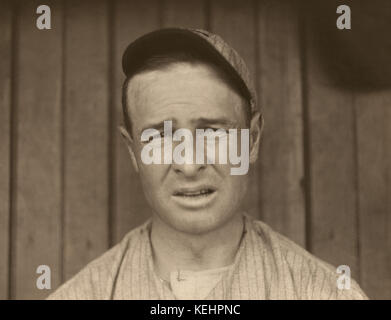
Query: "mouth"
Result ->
[[173, 187, 216, 198], [172, 186, 217, 208]]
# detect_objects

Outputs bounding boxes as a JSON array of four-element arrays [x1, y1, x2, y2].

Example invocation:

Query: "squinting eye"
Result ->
[[205, 128, 229, 135], [204, 127, 224, 132], [144, 132, 164, 143]]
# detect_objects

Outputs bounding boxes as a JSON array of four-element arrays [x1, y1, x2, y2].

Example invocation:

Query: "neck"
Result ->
[[150, 213, 244, 281]]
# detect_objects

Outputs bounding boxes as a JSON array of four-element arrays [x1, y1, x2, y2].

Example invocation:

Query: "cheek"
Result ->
[[139, 164, 163, 184], [217, 167, 249, 200], [138, 164, 170, 198]]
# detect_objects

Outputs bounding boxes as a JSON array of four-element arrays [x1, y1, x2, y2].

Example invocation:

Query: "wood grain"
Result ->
[[63, 0, 110, 280], [356, 91, 391, 299], [305, 22, 359, 278], [0, 0, 12, 300], [13, 0, 63, 299], [161, 0, 206, 29], [257, 0, 306, 247]]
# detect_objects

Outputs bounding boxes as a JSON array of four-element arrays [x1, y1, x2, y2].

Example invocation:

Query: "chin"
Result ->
[[160, 206, 238, 235]]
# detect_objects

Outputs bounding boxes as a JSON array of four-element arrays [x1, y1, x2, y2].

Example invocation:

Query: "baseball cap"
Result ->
[[121, 28, 259, 114]]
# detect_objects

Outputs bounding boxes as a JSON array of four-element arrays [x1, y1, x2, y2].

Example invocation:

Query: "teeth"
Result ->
[[178, 189, 213, 197]]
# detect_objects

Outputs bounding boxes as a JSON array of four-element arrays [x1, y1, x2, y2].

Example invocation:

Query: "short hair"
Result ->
[[122, 49, 252, 136]]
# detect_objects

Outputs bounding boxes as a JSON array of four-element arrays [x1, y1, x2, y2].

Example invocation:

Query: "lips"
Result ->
[[172, 186, 217, 209], [173, 188, 216, 197]]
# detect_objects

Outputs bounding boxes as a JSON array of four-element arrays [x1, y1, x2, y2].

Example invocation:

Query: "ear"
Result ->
[[118, 125, 139, 172], [249, 112, 264, 164]]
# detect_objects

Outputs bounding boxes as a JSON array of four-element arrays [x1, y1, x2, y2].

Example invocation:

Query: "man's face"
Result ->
[[124, 62, 259, 235]]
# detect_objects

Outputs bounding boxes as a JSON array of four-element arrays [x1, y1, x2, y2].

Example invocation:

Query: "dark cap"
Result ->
[[122, 28, 259, 114]]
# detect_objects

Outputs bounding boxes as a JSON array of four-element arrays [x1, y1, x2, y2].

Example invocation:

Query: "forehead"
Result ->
[[126, 63, 247, 132]]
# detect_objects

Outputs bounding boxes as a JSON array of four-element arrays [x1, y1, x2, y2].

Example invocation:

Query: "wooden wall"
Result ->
[[0, 0, 389, 299]]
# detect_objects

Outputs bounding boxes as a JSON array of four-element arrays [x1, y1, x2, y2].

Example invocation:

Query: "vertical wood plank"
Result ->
[[209, 0, 256, 87], [112, 0, 160, 244], [209, 0, 260, 218], [161, 0, 206, 29], [305, 24, 359, 277], [63, 0, 109, 280], [0, 0, 12, 300], [356, 91, 391, 299], [257, 0, 305, 246], [13, 0, 63, 299]]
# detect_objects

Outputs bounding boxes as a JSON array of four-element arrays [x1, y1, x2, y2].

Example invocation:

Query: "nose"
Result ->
[[171, 162, 206, 178]]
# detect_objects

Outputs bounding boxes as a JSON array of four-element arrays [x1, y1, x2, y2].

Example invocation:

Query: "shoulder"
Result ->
[[47, 221, 150, 300], [248, 217, 368, 300]]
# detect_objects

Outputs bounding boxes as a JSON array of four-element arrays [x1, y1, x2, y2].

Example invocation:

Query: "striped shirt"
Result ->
[[48, 214, 368, 300]]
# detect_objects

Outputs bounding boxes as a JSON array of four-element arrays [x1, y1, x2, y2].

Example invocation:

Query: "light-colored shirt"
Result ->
[[48, 214, 368, 300], [165, 265, 232, 300]]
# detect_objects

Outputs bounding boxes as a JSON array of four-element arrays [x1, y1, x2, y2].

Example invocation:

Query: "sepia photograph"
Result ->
[[0, 0, 390, 304]]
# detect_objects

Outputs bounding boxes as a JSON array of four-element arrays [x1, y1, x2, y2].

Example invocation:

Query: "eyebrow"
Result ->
[[139, 117, 238, 134], [193, 117, 238, 127], [140, 119, 177, 133]]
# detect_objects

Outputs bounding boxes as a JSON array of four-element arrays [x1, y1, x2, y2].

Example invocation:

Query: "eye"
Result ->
[[204, 127, 229, 136], [204, 127, 228, 133], [143, 131, 165, 144]]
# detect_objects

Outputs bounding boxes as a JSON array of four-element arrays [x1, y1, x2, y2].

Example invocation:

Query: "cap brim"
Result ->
[[121, 28, 251, 103]]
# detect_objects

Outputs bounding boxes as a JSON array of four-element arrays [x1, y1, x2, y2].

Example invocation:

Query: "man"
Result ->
[[49, 28, 367, 300]]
